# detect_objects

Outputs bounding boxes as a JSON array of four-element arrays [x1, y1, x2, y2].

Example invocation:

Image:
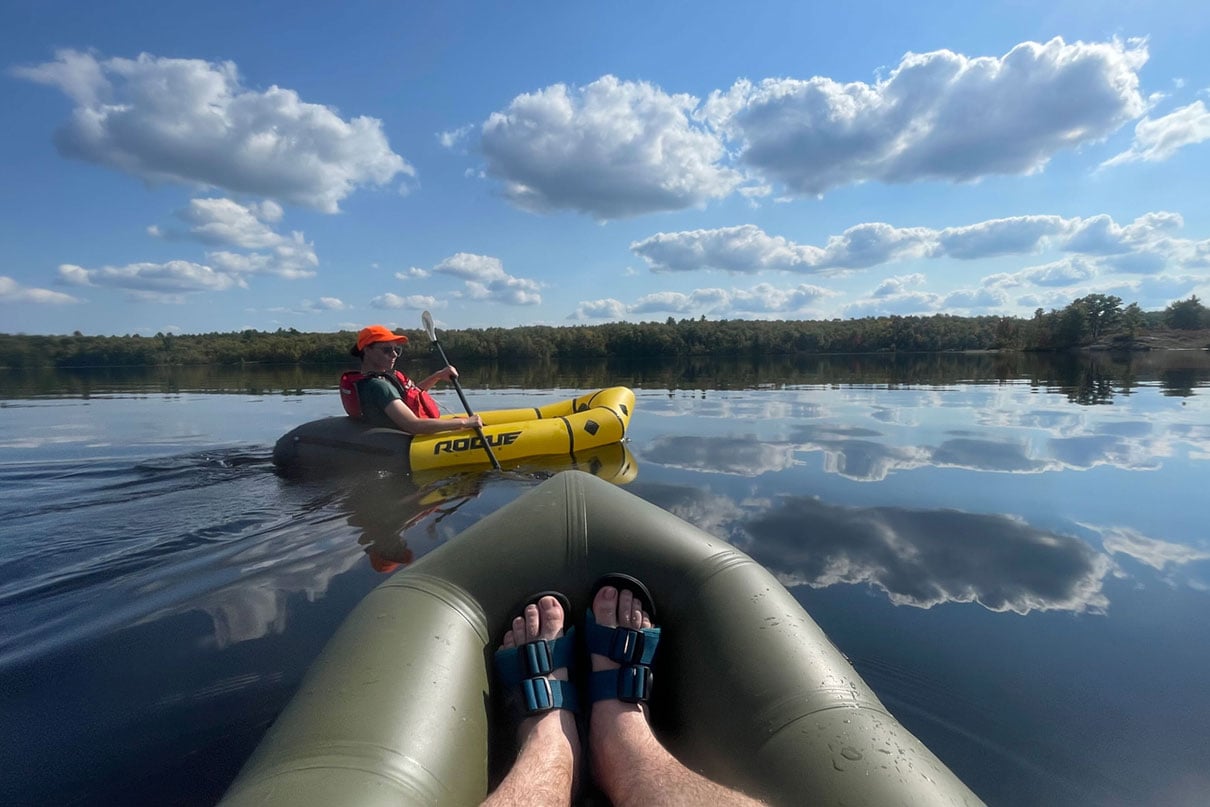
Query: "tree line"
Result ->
[[2, 295, 1206, 369]]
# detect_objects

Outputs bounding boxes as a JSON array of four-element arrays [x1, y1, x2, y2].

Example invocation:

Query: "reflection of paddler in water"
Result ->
[[344, 443, 639, 573], [344, 473, 486, 574]]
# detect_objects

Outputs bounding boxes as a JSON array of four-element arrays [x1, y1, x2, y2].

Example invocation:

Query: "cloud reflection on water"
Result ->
[[640, 425, 1177, 482], [629, 379, 1210, 615], [180, 475, 470, 648], [1046, 434, 1161, 470], [630, 482, 748, 539], [1090, 524, 1210, 582], [194, 549, 366, 648], [741, 495, 1113, 614], [640, 434, 799, 475], [638, 481, 1209, 613]]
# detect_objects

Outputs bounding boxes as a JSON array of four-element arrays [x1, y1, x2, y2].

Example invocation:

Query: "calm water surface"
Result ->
[[2, 355, 1208, 806]]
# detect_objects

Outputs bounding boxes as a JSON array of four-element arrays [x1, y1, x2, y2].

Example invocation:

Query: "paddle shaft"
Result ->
[[429, 338, 501, 470]]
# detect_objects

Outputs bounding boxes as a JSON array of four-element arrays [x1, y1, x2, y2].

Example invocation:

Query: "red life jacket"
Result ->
[[340, 370, 441, 420]]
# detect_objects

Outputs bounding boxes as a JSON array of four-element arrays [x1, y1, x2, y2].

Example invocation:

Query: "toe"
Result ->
[[537, 595, 565, 641], [592, 585, 619, 628], [507, 595, 567, 649], [524, 602, 541, 639], [509, 614, 527, 648], [617, 589, 635, 626]]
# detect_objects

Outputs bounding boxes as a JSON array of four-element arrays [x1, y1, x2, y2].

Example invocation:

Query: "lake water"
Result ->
[[2, 353, 1208, 806]]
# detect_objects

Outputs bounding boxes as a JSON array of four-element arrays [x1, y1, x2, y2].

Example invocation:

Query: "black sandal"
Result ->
[[493, 592, 580, 719], [585, 575, 661, 704]]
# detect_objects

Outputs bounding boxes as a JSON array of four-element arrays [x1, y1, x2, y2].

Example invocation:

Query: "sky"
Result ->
[[2, 0, 1209, 337]]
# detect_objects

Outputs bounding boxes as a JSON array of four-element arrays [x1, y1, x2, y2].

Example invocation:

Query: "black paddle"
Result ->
[[421, 311, 501, 470]]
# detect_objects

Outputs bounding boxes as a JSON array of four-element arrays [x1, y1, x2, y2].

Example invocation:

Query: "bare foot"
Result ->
[[498, 595, 578, 740], [586, 588, 765, 807], [587, 585, 659, 800], [483, 596, 580, 807], [587, 585, 655, 677]]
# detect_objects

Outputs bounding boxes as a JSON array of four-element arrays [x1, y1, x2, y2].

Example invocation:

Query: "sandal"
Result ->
[[493, 592, 580, 718], [585, 574, 662, 704]]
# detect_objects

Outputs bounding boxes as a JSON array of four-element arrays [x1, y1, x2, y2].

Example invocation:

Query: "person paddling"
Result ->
[[346, 325, 483, 435]]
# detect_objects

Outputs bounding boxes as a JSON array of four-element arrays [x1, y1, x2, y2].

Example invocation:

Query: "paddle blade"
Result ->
[[421, 310, 437, 342]]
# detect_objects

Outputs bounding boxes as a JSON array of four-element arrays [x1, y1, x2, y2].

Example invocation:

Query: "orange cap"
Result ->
[[356, 325, 408, 352]]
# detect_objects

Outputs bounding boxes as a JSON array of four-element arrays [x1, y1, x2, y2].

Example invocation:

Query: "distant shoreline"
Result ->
[[1, 321, 1207, 371]]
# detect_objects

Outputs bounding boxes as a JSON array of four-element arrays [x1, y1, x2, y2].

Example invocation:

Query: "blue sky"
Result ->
[[2, 0, 1208, 336]]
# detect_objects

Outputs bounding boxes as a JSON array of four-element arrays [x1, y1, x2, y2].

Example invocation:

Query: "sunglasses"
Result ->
[[375, 345, 403, 356]]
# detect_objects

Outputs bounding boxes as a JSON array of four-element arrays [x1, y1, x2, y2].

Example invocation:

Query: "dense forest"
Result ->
[[2, 294, 1207, 369]]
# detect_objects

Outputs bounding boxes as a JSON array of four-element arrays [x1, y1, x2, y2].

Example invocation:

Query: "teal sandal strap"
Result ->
[[520, 676, 580, 714], [495, 627, 576, 684], [585, 611, 660, 704], [494, 627, 579, 715], [589, 665, 653, 704], [585, 611, 660, 665]]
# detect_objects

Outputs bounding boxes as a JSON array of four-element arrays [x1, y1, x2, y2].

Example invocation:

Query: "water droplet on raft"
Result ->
[[840, 747, 863, 761]]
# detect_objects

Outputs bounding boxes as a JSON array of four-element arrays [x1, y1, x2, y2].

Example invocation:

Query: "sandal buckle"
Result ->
[[523, 640, 555, 677], [616, 665, 653, 703], [521, 677, 554, 713], [609, 628, 645, 663]]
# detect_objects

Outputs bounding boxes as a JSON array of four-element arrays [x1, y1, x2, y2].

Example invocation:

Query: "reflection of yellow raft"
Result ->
[[416, 439, 638, 487], [220, 472, 980, 807], [273, 387, 635, 475]]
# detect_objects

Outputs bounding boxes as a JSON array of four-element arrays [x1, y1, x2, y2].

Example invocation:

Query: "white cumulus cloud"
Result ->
[[1101, 100, 1210, 167], [152, 198, 319, 278], [172, 198, 286, 249], [429, 252, 542, 305], [844, 291, 943, 318], [306, 297, 348, 311], [707, 37, 1148, 195], [573, 282, 833, 320], [462, 38, 1151, 219], [817, 222, 935, 269], [872, 274, 926, 297], [571, 298, 629, 320], [730, 283, 833, 313], [480, 75, 744, 219], [370, 293, 440, 310], [631, 225, 825, 274], [0, 275, 81, 304], [631, 213, 1204, 300], [12, 50, 412, 212], [1017, 257, 1101, 287], [938, 216, 1067, 259], [57, 260, 243, 303]]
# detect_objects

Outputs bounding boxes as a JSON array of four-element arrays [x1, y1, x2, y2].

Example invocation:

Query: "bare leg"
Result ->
[[588, 585, 767, 807], [482, 596, 580, 807]]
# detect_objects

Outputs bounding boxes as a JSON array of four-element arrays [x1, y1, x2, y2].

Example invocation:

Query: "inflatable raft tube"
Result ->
[[273, 386, 634, 475], [220, 471, 982, 807]]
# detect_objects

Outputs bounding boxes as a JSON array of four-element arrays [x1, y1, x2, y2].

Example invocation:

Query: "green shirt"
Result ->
[[358, 376, 402, 429]]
